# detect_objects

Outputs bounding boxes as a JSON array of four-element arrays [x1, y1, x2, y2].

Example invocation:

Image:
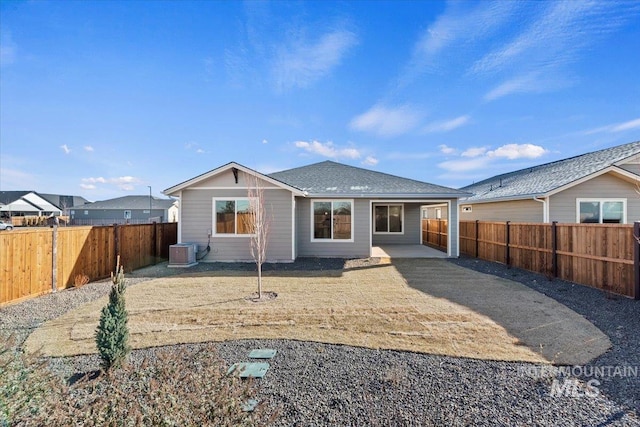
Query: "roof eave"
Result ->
[[302, 192, 470, 199]]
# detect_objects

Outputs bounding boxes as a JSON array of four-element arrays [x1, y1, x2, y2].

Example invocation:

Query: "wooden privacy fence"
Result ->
[[459, 220, 639, 299], [422, 219, 448, 251], [0, 223, 177, 305]]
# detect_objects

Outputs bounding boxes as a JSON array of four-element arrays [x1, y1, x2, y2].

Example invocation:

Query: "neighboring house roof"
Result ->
[[40, 194, 90, 209], [0, 191, 87, 212], [269, 161, 469, 198], [72, 195, 176, 210], [460, 141, 640, 203]]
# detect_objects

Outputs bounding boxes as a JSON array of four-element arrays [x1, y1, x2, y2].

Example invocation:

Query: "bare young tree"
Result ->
[[245, 172, 271, 299]]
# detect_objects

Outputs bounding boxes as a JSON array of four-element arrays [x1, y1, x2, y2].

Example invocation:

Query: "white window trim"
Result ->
[[373, 203, 404, 235], [576, 198, 627, 224], [212, 197, 256, 237], [310, 199, 355, 243]]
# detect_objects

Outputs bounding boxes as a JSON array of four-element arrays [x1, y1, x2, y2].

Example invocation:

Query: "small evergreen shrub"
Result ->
[[95, 259, 130, 371]]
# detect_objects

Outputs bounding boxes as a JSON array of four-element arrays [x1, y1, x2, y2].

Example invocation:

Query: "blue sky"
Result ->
[[1, 0, 639, 201]]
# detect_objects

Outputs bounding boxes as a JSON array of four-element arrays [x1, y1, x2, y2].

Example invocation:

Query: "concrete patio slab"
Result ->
[[371, 245, 447, 258]]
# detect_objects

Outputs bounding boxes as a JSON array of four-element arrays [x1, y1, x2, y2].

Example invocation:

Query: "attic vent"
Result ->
[[350, 186, 369, 190], [461, 205, 472, 213]]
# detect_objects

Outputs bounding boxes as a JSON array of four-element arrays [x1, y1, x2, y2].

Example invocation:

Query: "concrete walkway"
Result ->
[[394, 259, 611, 365]]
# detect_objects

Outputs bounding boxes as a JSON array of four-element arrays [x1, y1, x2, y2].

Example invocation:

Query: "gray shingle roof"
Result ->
[[72, 196, 175, 210], [460, 141, 640, 202], [269, 160, 469, 197]]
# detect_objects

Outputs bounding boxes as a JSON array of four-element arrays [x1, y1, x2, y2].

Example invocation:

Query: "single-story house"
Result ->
[[458, 140, 640, 224], [69, 195, 178, 225], [0, 191, 89, 218], [163, 160, 470, 262]]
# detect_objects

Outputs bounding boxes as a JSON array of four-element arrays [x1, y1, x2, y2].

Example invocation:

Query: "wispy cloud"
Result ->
[[388, 151, 433, 160], [362, 156, 379, 166], [583, 117, 640, 135], [461, 147, 488, 157], [294, 140, 360, 159], [293, 139, 378, 166], [474, 1, 640, 100], [60, 144, 71, 154], [185, 142, 206, 154], [399, 1, 518, 84], [227, 4, 358, 92], [273, 29, 358, 91], [439, 144, 457, 155], [0, 30, 17, 67], [424, 115, 470, 133], [350, 104, 422, 137], [81, 176, 142, 191], [438, 142, 548, 173], [487, 143, 548, 160], [83, 145, 94, 152], [400, 1, 639, 100]]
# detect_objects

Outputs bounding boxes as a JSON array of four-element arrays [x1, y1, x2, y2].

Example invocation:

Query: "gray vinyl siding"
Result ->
[[372, 204, 421, 245], [549, 173, 640, 223], [618, 162, 640, 175], [424, 205, 448, 219], [71, 208, 168, 224], [180, 188, 293, 262], [459, 199, 543, 222], [295, 198, 370, 258]]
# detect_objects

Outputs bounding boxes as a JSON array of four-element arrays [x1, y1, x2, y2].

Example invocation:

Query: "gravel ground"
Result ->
[[450, 256, 640, 416], [2, 257, 639, 426]]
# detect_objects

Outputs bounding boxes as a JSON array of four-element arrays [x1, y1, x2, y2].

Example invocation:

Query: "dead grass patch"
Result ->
[[25, 264, 546, 363]]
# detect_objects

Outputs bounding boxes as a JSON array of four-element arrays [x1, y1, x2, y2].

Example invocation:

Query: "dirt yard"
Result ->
[[24, 260, 608, 364]]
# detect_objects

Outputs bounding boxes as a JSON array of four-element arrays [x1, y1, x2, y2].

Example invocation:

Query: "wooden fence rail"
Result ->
[[422, 219, 448, 251], [0, 223, 177, 306], [458, 220, 639, 299]]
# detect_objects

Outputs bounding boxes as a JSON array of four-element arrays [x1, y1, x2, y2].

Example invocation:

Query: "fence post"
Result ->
[[153, 221, 158, 264], [52, 225, 58, 292], [475, 220, 479, 258], [634, 221, 639, 300], [113, 223, 119, 272], [551, 221, 558, 279], [505, 221, 511, 267]]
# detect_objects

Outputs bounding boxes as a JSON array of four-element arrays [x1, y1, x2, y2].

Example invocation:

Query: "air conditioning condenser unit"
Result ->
[[168, 243, 198, 267]]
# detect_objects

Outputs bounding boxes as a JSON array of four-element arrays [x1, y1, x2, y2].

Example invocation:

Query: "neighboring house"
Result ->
[[163, 160, 469, 262], [70, 195, 178, 225], [459, 141, 640, 224], [0, 191, 89, 218]]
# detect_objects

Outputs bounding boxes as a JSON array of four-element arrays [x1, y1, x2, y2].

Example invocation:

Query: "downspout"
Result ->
[[533, 196, 548, 223]]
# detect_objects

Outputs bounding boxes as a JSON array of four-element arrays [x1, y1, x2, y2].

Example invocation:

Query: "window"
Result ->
[[374, 204, 403, 233], [214, 199, 253, 235], [577, 199, 626, 224], [123, 210, 131, 219], [312, 200, 353, 241]]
